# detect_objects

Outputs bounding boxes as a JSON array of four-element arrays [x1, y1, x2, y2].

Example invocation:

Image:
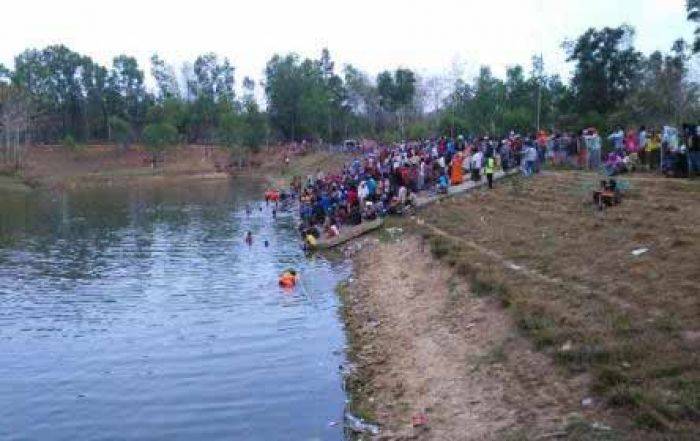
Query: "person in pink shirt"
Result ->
[[624, 129, 640, 169], [625, 129, 639, 153]]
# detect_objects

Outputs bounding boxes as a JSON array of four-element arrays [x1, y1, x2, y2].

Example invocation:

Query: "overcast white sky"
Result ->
[[1, 0, 696, 91]]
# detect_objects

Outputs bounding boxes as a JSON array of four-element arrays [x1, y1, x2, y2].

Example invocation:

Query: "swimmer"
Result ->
[[264, 240, 269, 247], [245, 231, 253, 246], [272, 208, 277, 219], [245, 204, 252, 215]]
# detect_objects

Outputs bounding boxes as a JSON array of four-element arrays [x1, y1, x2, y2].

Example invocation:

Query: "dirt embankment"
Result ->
[[1, 143, 353, 191], [341, 172, 700, 440], [341, 235, 587, 440]]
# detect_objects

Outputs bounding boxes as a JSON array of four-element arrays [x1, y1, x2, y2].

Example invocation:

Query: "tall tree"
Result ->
[[688, 0, 700, 53], [377, 68, 416, 136], [564, 26, 642, 115], [343, 64, 379, 134], [13, 45, 91, 142], [150, 54, 180, 100], [108, 55, 148, 128], [264, 53, 329, 141]]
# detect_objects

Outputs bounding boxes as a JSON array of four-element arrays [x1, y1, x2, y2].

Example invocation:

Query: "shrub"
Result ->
[[141, 122, 178, 152], [62, 134, 78, 150], [108, 116, 132, 149]]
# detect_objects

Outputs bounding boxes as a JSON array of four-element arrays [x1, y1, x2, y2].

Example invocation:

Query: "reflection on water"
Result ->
[[0, 180, 349, 441]]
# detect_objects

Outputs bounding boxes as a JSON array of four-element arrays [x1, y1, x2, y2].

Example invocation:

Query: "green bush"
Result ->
[[407, 121, 429, 141], [141, 122, 178, 152], [61, 134, 78, 150], [108, 116, 132, 149]]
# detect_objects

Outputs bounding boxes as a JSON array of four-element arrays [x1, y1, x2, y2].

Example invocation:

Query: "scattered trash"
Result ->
[[328, 420, 337, 427], [681, 330, 700, 350], [591, 422, 612, 431], [344, 412, 379, 435], [631, 247, 649, 256], [561, 341, 573, 352], [621, 361, 631, 369], [385, 227, 403, 236], [581, 397, 594, 408], [411, 412, 429, 427], [367, 319, 381, 329], [339, 362, 357, 377]]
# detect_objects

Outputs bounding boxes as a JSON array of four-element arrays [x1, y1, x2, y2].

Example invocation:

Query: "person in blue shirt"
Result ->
[[608, 127, 625, 152], [366, 177, 377, 200], [437, 173, 449, 194], [320, 193, 331, 215]]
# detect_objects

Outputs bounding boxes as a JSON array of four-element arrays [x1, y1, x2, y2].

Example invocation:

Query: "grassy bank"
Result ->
[[336, 171, 698, 439], [0, 174, 32, 192], [412, 171, 699, 438]]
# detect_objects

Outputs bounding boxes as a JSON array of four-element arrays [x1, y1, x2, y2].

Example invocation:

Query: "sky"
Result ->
[[1, 0, 696, 95]]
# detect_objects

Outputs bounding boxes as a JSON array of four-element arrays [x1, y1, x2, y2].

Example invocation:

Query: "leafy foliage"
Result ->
[[564, 26, 642, 115], [688, 0, 700, 53], [108, 116, 132, 149], [2, 21, 698, 152], [142, 122, 178, 152], [264, 49, 351, 142]]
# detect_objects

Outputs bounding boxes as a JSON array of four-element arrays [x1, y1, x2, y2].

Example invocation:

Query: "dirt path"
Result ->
[[344, 237, 584, 440]]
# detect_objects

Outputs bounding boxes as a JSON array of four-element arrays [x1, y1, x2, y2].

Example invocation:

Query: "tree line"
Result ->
[[1, 10, 699, 160]]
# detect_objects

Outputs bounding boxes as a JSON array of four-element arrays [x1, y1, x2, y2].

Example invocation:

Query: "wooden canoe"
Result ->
[[313, 218, 384, 249]]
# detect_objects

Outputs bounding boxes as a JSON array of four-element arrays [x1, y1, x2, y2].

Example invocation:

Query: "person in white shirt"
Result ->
[[471, 149, 483, 181], [523, 143, 537, 176]]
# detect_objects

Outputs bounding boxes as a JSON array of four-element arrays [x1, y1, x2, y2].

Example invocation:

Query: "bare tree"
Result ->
[[0, 85, 31, 171]]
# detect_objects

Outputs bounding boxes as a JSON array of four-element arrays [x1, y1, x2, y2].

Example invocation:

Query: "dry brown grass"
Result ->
[[411, 171, 700, 438]]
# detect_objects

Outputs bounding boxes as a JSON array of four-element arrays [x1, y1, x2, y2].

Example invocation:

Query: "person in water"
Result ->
[[245, 231, 253, 246], [272, 208, 277, 219], [264, 240, 269, 247], [245, 204, 252, 215]]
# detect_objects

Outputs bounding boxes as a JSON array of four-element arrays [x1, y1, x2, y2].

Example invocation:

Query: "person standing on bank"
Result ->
[[485, 154, 496, 189], [471, 147, 484, 182]]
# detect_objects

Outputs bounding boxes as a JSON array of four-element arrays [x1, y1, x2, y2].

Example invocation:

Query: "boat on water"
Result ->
[[312, 218, 384, 249]]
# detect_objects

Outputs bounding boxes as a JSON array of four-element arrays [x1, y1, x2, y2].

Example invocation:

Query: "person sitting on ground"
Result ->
[[325, 219, 340, 238], [604, 151, 625, 176], [363, 201, 378, 221]]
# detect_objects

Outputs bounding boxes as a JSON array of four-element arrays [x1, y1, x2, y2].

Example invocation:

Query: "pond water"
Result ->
[[0, 179, 349, 441]]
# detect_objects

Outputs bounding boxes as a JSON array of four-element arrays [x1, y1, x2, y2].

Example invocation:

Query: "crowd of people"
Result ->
[[292, 124, 699, 243], [295, 134, 529, 243]]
